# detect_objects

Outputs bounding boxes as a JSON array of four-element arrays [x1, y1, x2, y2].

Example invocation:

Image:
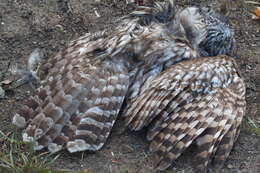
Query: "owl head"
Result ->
[[170, 7, 207, 50], [198, 7, 235, 56], [129, 2, 207, 48], [171, 6, 235, 57], [128, 0, 235, 57]]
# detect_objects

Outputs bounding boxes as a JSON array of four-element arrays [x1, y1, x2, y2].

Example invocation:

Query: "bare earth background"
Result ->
[[0, 0, 259, 173]]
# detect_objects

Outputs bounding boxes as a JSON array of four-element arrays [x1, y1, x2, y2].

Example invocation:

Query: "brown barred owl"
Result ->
[[12, 1, 246, 173], [123, 2, 245, 173], [12, 1, 203, 153]]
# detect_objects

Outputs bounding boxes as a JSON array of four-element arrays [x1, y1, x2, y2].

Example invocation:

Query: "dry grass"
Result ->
[[0, 130, 63, 173], [243, 117, 260, 136]]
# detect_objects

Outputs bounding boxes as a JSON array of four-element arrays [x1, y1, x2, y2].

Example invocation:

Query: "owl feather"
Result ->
[[123, 2, 244, 173], [13, 2, 203, 153], [124, 55, 245, 172]]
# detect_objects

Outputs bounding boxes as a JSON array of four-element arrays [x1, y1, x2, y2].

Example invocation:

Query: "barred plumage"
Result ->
[[12, 1, 246, 173], [198, 7, 235, 56], [123, 2, 245, 173], [13, 1, 203, 153], [124, 55, 246, 172]]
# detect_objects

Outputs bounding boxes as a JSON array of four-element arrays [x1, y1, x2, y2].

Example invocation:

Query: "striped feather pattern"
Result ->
[[124, 55, 246, 172], [12, 2, 244, 173], [13, 4, 204, 153]]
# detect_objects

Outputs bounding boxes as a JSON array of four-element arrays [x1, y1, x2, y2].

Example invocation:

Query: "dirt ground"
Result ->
[[0, 0, 259, 173]]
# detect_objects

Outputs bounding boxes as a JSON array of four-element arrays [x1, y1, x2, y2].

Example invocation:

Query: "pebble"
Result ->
[[15, 96, 23, 101], [227, 164, 233, 169]]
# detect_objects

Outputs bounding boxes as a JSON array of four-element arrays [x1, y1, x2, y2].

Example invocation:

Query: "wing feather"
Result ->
[[124, 55, 246, 171], [14, 15, 200, 152]]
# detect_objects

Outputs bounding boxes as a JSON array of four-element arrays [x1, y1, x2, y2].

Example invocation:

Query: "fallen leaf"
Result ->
[[111, 159, 118, 163]]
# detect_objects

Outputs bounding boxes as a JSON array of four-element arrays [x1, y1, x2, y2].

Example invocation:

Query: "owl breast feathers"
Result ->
[[13, 1, 245, 173]]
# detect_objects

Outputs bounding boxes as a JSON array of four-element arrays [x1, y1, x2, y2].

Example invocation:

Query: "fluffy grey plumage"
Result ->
[[199, 8, 235, 56]]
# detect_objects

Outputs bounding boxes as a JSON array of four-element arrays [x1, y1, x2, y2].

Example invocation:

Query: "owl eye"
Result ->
[[196, 18, 206, 29]]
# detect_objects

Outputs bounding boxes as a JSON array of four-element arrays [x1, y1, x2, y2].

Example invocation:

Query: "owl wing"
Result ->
[[124, 55, 246, 172], [13, 31, 129, 153], [13, 14, 201, 153], [37, 30, 109, 81]]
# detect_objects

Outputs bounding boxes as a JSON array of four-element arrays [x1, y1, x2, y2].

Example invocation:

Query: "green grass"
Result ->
[[245, 116, 260, 135], [0, 130, 62, 173], [241, 115, 260, 137]]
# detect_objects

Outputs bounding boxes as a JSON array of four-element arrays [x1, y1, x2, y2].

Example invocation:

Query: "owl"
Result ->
[[123, 2, 245, 173], [12, 0, 204, 153]]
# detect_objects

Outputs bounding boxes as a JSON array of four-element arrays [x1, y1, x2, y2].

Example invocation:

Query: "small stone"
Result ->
[[227, 164, 233, 169], [12, 114, 26, 128], [1, 79, 12, 85], [16, 96, 23, 101]]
